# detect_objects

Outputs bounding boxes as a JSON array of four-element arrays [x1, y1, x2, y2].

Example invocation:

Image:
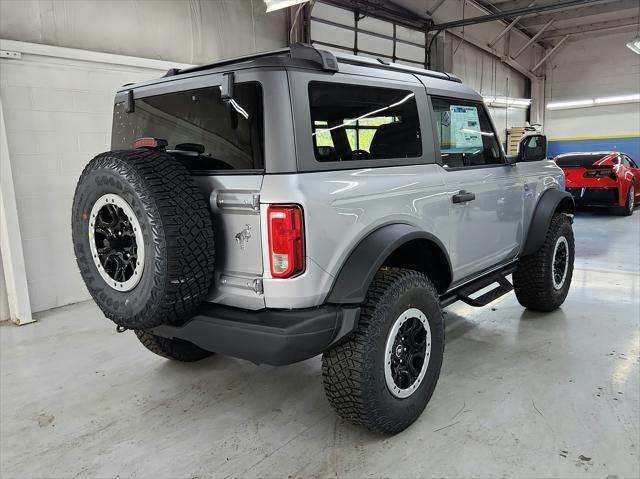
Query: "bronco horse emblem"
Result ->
[[235, 224, 252, 250]]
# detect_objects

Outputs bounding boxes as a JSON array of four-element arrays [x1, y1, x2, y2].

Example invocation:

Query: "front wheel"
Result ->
[[513, 213, 575, 312], [322, 268, 444, 435]]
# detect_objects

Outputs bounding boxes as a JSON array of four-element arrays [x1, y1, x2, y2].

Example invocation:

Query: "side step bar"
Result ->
[[440, 264, 517, 308]]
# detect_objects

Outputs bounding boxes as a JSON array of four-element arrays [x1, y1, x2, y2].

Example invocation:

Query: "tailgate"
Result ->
[[194, 175, 265, 310]]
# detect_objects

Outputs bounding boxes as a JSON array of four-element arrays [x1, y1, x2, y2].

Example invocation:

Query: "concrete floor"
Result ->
[[2, 209, 639, 479]]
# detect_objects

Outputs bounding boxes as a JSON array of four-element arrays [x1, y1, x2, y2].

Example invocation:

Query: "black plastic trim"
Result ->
[[440, 263, 517, 308], [522, 187, 574, 256], [326, 224, 452, 304], [151, 303, 360, 366]]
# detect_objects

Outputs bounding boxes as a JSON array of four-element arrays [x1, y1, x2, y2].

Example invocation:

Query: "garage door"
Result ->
[[310, 2, 427, 68]]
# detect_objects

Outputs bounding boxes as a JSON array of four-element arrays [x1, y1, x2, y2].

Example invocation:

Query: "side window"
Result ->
[[430, 97, 503, 168], [308, 82, 421, 162]]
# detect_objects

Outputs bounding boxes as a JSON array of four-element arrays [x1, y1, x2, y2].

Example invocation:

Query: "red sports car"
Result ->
[[554, 151, 640, 216]]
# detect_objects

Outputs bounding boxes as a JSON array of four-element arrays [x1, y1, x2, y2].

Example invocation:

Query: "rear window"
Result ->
[[308, 82, 421, 162], [112, 83, 264, 170], [555, 154, 614, 167]]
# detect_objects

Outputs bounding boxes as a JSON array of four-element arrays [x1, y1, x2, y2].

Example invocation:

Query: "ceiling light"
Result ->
[[594, 93, 640, 104], [627, 37, 640, 55], [546, 99, 594, 110], [264, 0, 308, 12], [483, 96, 531, 108]]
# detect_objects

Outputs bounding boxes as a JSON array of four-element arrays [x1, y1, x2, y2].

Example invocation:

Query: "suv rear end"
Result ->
[[112, 66, 294, 311]]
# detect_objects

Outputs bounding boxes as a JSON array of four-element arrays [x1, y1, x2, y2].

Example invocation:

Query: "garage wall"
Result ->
[[450, 39, 529, 141], [0, 256, 9, 322], [545, 31, 640, 159], [0, 41, 194, 313], [0, 0, 286, 65], [0, 0, 287, 315]]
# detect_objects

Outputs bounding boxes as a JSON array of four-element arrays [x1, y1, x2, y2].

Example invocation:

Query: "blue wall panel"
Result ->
[[548, 136, 640, 161]]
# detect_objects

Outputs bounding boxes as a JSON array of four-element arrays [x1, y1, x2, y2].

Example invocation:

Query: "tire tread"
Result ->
[[322, 268, 442, 434]]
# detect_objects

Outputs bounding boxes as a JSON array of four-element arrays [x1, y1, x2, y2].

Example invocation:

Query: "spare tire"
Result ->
[[71, 149, 215, 329]]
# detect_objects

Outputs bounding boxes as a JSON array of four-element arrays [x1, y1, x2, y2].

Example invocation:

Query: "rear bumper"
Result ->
[[152, 303, 360, 365], [567, 186, 618, 206]]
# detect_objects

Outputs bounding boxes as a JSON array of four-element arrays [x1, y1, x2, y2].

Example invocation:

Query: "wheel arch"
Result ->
[[326, 224, 452, 304], [521, 187, 574, 257]]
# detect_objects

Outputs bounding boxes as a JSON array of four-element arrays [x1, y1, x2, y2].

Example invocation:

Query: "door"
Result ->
[[429, 97, 524, 282]]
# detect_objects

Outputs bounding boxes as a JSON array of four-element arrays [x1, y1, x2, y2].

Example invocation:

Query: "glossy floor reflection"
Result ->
[[2, 208, 639, 478]]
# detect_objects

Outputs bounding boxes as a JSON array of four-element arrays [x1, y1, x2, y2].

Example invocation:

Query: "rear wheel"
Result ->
[[513, 213, 574, 312], [620, 182, 635, 216], [322, 268, 444, 435], [135, 331, 213, 362]]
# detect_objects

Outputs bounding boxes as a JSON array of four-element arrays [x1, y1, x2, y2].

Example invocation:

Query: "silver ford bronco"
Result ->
[[72, 44, 575, 434]]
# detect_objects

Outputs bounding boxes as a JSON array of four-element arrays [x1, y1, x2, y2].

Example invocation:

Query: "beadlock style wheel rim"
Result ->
[[88, 194, 144, 292], [552, 236, 569, 290], [384, 308, 431, 399]]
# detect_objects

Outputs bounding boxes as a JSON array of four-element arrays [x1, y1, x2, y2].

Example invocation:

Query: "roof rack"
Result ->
[[160, 43, 460, 84], [334, 53, 462, 83], [163, 43, 338, 78]]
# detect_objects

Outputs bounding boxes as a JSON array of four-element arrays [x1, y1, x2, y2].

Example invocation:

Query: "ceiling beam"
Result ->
[[431, 0, 601, 30], [486, 0, 598, 11], [539, 15, 640, 39], [533, 35, 569, 70], [427, 0, 450, 17], [487, 14, 526, 47], [512, 18, 554, 58], [519, 0, 639, 27]]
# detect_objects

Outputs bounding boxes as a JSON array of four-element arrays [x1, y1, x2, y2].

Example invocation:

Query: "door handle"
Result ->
[[452, 190, 476, 203]]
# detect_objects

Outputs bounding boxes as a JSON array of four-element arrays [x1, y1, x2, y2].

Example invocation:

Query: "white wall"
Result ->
[[451, 39, 529, 141], [0, 0, 286, 65], [545, 30, 640, 139], [0, 42, 193, 313], [0, 0, 287, 315], [0, 253, 9, 322]]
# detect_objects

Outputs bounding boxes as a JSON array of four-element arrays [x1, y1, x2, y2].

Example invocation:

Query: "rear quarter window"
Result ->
[[308, 82, 421, 162]]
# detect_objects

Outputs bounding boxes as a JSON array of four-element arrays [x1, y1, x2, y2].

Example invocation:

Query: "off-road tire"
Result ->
[[513, 213, 574, 312], [322, 268, 444, 435], [72, 149, 215, 329], [135, 330, 213, 362], [620, 182, 635, 216]]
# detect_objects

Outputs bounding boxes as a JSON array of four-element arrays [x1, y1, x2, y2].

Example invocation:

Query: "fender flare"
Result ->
[[326, 224, 452, 304], [521, 187, 574, 256]]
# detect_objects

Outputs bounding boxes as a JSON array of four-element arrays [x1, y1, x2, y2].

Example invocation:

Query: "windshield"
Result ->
[[112, 82, 263, 170]]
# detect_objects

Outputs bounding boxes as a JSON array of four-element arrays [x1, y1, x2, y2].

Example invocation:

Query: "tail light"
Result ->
[[267, 205, 304, 278], [583, 170, 616, 180], [133, 137, 168, 150]]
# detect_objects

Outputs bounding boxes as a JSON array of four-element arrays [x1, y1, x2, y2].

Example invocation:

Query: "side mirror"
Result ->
[[519, 134, 547, 162]]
